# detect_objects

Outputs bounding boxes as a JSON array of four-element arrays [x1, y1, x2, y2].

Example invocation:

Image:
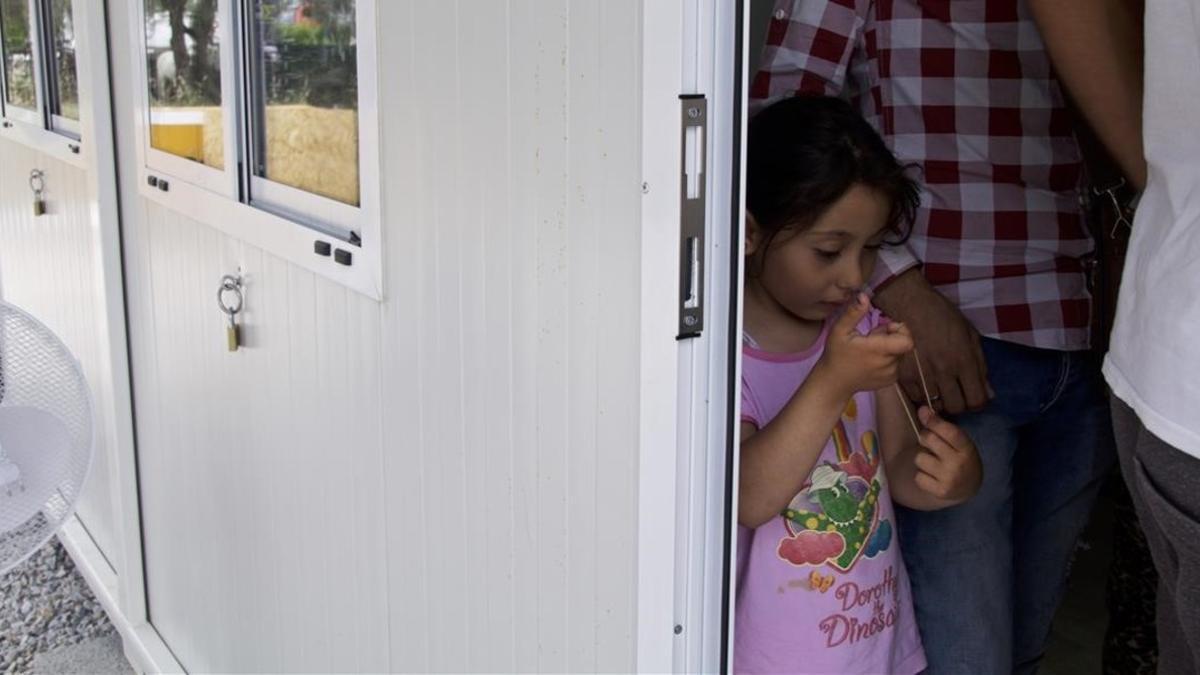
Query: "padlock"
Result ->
[[29, 170, 46, 217], [217, 273, 244, 353], [227, 317, 240, 352]]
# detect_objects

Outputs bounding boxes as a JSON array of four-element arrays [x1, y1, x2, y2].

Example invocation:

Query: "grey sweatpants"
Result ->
[[1112, 398, 1200, 674]]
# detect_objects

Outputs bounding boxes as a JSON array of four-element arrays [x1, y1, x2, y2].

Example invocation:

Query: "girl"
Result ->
[[736, 96, 983, 674]]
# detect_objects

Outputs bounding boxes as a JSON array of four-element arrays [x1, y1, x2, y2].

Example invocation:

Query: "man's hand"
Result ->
[[872, 269, 991, 414]]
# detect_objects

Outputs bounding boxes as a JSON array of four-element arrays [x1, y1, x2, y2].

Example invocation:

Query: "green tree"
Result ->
[[0, 0, 29, 48], [186, 0, 218, 101], [151, 0, 219, 104], [1, 0, 35, 106], [302, 0, 355, 47], [155, 0, 191, 82]]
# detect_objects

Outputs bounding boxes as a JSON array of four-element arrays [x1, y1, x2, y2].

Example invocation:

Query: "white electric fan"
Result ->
[[0, 300, 93, 575]]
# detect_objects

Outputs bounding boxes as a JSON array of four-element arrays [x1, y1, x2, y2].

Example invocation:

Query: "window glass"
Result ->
[[253, 0, 358, 206], [48, 0, 77, 121], [144, 0, 223, 168], [0, 0, 36, 110]]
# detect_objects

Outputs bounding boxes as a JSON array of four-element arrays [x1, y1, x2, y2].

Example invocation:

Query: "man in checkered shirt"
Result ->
[[751, 1, 1116, 672]]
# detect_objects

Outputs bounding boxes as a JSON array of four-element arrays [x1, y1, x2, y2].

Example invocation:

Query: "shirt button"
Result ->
[[774, 9, 786, 19]]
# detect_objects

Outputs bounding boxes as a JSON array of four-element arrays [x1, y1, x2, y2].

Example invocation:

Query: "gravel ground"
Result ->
[[30, 634, 132, 674], [0, 539, 117, 674]]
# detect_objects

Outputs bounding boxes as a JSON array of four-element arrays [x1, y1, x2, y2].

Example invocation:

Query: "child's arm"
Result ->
[[740, 370, 855, 528], [740, 295, 914, 528], [876, 388, 983, 511]]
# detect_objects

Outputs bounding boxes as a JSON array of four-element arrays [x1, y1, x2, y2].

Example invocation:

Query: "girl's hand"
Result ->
[[813, 293, 914, 400], [912, 406, 983, 505]]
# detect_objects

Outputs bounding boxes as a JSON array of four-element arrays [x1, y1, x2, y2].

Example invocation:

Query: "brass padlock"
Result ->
[[227, 318, 240, 352], [32, 197, 45, 216]]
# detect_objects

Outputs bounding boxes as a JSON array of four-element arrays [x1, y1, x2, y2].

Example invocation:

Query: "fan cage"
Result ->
[[0, 301, 94, 574]]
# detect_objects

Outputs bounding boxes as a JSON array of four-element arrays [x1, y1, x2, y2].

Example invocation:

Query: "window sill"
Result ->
[[138, 171, 383, 301], [0, 118, 87, 169]]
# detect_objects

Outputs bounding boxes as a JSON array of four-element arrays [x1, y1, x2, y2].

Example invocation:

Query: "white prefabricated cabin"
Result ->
[[0, 0, 750, 671]]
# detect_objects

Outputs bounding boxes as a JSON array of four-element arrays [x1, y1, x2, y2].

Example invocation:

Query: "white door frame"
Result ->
[[636, 0, 685, 669], [52, 1, 183, 671], [637, 1, 747, 672]]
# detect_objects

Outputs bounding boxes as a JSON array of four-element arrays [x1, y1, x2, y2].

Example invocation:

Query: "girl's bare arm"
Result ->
[[739, 368, 850, 528]]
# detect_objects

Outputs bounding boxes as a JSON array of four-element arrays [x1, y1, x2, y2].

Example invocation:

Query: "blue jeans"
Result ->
[[896, 338, 1115, 674]]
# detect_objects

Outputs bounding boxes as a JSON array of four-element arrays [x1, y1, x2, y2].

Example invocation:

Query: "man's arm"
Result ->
[[749, 0, 871, 110], [872, 269, 991, 415], [1028, 0, 1146, 189]]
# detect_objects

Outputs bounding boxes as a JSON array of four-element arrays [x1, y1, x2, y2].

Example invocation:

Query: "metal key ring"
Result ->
[[29, 169, 45, 194], [217, 275, 243, 316]]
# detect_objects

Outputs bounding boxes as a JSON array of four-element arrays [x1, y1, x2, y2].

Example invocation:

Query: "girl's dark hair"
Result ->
[[747, 95, 921, 245]]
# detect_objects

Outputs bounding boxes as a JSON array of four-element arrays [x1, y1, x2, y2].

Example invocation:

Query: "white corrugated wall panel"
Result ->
[[0, 140, 122, 577], [122, 199, 391, 674], [108, 0, 645, 669], [376, 0, 642, 670]]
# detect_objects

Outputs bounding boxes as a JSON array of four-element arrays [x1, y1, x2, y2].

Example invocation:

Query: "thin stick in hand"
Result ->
[[912, 347, 935, 410], [897, 346, 934, 444], [895, 383, 922, 443]]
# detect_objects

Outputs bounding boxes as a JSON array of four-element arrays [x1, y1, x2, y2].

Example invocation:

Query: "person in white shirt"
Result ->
[[1030, 0, 1200, 671]]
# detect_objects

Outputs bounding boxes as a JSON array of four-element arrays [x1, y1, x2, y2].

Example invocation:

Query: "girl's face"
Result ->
[[746, 183, 891, 323]]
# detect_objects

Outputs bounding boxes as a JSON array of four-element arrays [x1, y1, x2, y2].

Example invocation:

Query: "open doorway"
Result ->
[[726, 2, 1143, 673]]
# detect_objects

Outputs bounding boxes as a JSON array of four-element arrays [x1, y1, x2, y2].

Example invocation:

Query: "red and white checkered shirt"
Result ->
[[751, 0, 1092, 350]]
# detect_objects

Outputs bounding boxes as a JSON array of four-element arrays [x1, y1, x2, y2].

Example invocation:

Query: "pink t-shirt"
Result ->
[[736, 311, 926, 674]]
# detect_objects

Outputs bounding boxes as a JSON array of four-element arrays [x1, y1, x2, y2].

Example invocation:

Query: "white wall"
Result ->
[[106, 0, 645, 671], [0, 143, 122, 576]]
